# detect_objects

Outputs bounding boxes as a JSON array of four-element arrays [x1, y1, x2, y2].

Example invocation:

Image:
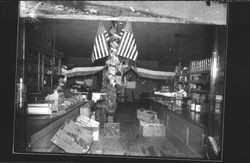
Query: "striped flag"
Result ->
[[117, 21, 138, 61], [91, 21, 110, 62]]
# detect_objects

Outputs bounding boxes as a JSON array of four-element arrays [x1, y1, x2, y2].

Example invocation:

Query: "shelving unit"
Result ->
[[188, 58, 212, 111], [25, 22, 63, 102], [174, 65, 189, 93]]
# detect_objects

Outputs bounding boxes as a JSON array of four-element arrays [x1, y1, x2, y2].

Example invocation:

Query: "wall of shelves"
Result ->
[[24, 21, 63, 102]]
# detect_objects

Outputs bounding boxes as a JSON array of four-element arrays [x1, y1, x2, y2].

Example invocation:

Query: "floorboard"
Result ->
[[88, 102, 201, 159]]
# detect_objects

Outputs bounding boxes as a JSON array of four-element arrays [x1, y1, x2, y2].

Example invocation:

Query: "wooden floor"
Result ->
[[88, 102, 201, 159]]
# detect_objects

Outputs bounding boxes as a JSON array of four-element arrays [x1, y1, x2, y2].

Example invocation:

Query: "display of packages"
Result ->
[[51, 120, 93, 153], [139, 120, 166, 137], [190, 57, 213, 73], [137, 108, 159, 123]]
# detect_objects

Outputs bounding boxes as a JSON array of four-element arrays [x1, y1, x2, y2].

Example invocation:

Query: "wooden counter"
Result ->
[[149, 100, 206, 158], [26, 100, 94, 152]]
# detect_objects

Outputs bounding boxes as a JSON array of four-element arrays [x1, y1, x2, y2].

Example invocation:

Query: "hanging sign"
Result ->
[[126, 81, 136, 89], [115, 76, 122, 85]]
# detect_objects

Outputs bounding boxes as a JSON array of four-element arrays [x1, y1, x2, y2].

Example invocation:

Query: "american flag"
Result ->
[[117, 21, 138, 61], [91, 21, 110, 62]]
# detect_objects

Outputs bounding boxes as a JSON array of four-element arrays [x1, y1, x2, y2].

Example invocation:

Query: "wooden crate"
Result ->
[[137, 108, 159, 123], [76, 115, 100, 141], [103, 123, 120, 138], [50, 121, 93, 153], [51, 128, 85, 153], [139, 120, 166, 137]]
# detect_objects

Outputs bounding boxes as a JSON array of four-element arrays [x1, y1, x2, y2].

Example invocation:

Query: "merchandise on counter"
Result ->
[[80, 106, 91, 118], [139, 120, 166, 137], [27, 103, 52, 115], [27, 103, 51, 107], [103, 123, 120, 138], [62, 94, 85, 108], [45, 90, 59, 112], [154, 91, 175, 97], [137, 108, 159, 123], [92, 92, 106, 102]]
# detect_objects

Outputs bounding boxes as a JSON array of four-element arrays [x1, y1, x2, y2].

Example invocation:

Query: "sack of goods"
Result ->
[[137, 108, 159, 123], [76, 115, 100, 141], [139, 120, 166, 137], [51, 120, 93, 153]]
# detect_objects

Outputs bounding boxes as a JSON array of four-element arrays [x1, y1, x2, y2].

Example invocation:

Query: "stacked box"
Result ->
[[51, 120, 93, 153], [139, 120, 166, 137], [103, 123, 120, 138], [76, 115, 100, 141], [137, 108, 159, 123], [80, 106, 91, 117]]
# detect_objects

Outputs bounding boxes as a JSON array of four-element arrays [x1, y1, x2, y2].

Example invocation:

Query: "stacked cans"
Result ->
[[190, 58, 211, 73]]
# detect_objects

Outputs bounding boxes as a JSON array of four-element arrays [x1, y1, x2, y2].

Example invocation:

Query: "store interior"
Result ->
[[14, 1, 227, 161]]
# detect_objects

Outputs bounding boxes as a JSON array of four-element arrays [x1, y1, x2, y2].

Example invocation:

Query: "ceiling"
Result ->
[[38, 18, 214, 70], [23, 0, 227, 71]]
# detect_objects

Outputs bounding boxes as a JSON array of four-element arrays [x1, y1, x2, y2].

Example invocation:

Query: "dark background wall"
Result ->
[[32, 19, 216, 72]]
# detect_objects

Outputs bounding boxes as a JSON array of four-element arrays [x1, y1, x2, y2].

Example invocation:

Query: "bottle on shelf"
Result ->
[[195, 100, 201, 113], [191, 99, 196, 111]]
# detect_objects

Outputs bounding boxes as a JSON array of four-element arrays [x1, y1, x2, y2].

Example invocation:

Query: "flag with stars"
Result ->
[[91, 21, 110, 62], [117, 21, 138, 61]]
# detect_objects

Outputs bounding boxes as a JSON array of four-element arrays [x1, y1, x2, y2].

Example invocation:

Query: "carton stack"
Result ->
[[76, 115, 100, 141], [103, 123, 120, 138], [51, 120, 93, 153], [137, 108, 166, 137]]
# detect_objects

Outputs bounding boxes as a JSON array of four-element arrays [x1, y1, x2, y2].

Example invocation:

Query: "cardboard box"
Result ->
[[76, 115, 100, 141], [139, 120, 166, 137], [80, 107, 90, 117], [137, 109, 158, 123], [51, 121, 93, 153], [103, 123, 120, 138]]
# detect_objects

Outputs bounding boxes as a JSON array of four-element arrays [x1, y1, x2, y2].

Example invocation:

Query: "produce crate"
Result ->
[[76, 115, 100, 141], [137, 108, 159, 123], [51, 121, 93, 153], [103, 123, 120, 138], [139, 120, 166, 137]]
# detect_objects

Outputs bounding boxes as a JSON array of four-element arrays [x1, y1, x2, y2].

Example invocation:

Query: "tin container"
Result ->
[[191, 100, 196, 111], [195, 101, 201, 112]]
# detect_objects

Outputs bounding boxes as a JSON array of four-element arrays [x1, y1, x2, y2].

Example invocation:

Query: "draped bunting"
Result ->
[[62, 65, 175, 80], [132, 67, 175, 80], [62, 66, 105, 77]]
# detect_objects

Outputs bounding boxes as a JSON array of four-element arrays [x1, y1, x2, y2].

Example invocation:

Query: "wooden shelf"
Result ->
[[189, 80, 209, 84], [190, 70, 210, 74], [175, 74, 189, 76], [177, 81, 189, 84], [190, 89, 209, 93]]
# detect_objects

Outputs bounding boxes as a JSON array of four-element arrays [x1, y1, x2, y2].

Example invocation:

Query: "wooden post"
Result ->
[[41, 53, 44, 89], [37, 52, 41, 92], [15, 17, 26, 152], [51, 22, 56, 93], [58, 58, 62, 75], [186, 127, 189, 146], [50, 56, 53, 93]]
